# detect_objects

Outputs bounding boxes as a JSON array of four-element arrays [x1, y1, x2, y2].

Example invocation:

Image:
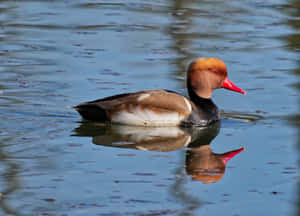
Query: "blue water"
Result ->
[[0, 0, 299, 215]]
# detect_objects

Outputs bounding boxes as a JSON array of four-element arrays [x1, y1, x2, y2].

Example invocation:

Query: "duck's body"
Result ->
[[74, 89, 219, 126], [74, 58, 245, 126]]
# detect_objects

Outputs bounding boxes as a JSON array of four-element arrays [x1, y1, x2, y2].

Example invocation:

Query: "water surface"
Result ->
[[0, 0, 299, 215]]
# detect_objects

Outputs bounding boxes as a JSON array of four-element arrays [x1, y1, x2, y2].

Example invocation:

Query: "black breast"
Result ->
[[182, 94, 220, 127]]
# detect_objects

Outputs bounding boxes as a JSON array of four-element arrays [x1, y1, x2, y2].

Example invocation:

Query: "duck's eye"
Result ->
[[215, 71, 221, 75]]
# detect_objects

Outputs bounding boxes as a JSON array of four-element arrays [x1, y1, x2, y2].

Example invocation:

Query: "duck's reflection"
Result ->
[[186, 144, 244, 184], [73, 122, 244, 183]]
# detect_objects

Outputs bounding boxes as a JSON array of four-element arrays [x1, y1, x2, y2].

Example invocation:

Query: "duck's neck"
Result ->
[[187, 84, 216, 108], [187, 83, 220, 123]]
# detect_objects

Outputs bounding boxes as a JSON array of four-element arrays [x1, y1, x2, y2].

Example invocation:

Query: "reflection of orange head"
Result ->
[[189, 167, 225, 184], [186, 146, 225, 183], [186, 146, 244, 184]]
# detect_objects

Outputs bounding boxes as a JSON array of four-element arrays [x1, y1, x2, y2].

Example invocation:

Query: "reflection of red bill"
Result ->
[[220, 146, 245, 164]]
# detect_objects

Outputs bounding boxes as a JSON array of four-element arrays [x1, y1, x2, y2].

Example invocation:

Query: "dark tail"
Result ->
[[73, 104, 108, 122]]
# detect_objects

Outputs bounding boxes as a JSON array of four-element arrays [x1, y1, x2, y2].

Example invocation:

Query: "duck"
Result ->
[[73, 58, 245, 126]]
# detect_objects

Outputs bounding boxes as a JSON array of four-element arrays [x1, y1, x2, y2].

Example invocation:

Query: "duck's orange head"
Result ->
[[187, 58, 245, 98]]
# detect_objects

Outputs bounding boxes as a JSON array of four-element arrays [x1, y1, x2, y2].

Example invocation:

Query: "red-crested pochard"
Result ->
[[73, 58, 245, 126]]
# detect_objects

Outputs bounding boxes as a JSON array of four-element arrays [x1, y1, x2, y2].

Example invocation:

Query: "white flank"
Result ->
[[183, 136, 192, 147], [137, 93, 150, 101], [183, 97, 192, 113], [111, 106, 185, 126], [136, 146, 149, 151]]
